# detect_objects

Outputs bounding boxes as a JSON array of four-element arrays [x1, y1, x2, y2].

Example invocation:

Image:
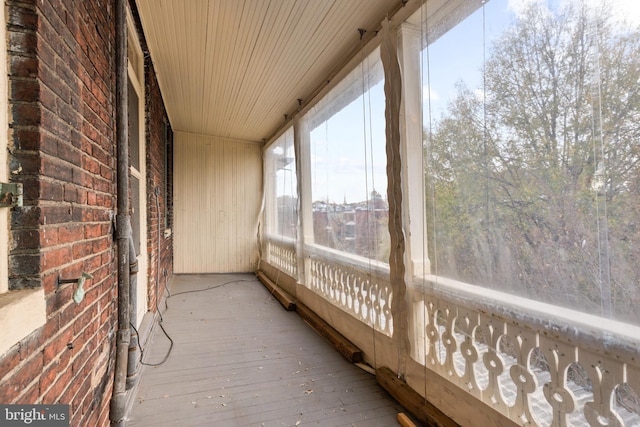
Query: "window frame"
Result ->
[[0, 2, 46, 357]]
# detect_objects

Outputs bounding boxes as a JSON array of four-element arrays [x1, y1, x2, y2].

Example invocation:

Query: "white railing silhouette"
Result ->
[[264, 237, 297, 278], [305, 244, 393, 337], [409, 277, 640, 427], [262, 237, 640, 426]]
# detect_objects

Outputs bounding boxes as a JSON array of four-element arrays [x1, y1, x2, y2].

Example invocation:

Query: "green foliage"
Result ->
[[426, 1, 640, 323]]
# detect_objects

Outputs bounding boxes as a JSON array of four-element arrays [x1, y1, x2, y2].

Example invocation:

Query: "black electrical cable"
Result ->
[[169, 278, 256, 298], [130, 320, 173, 367], [133, 277, 258, 367]]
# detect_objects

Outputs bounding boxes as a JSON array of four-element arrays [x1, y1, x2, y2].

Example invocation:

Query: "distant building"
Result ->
[[312, 191, 389, 262]]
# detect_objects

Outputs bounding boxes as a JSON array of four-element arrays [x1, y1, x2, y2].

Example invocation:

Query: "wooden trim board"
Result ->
[[256, 270, 296, 311], [377, 366, 459, 427]]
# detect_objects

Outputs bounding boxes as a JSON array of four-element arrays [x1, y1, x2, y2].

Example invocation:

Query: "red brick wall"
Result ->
[[0, 1, 171, 426], [135, 5, 174, 310]]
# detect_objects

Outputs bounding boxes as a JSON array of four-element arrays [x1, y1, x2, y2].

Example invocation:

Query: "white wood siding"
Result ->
[[174, 132, 262, 273], [135, 0, 418, 142]]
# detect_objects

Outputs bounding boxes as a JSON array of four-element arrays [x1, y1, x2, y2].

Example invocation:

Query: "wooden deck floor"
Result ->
[[125, 273, 411, 427]]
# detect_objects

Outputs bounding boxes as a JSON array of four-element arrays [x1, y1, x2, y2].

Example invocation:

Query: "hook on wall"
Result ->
[[57, 272, 93, 304]]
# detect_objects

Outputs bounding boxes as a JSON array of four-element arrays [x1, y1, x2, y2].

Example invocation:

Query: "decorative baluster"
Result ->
[[356, 276, 365, 321], [309, 260, 316, 290], [372, 281, 381, 330], [480, 315, 508, 409], [326, 265, 333, 300], [339, 269, 347, 306], [313, 260, 320, 290], [583, 352, 624, 427], [440, 306, 458, 378], [318, 262, 326, 295], [344, 273, 352, 311], [330, 267, 339, 303], [322, 263, 330, 298], [265, 241, 270, 264], [508, 326, 540, 426], [323, 263, 331, 298], [541, 339, 578, 427], [457, 309, 481, 397], [380, 282, 392, 334], [332, 266, 340, 303], [288, 247, 295, 276], [425, 300, 441, 368]]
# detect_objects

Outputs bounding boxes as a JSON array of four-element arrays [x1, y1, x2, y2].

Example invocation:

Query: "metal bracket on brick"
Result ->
[[0, 182, 23, 207]]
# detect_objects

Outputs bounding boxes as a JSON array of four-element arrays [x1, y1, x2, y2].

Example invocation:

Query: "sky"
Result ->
[[424, 0, 640, 118], [302, 0, 640, 204], [309, 79, 387, 205]]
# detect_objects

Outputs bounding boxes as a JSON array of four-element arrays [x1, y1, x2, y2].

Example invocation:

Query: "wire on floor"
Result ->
[[133, 278, 258, 367]]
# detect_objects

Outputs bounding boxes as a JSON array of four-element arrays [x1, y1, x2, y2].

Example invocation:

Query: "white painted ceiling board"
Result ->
[[135, 0, 405, 143]]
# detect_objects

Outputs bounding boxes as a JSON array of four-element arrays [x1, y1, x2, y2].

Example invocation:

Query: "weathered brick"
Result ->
[[87, 191, 97, 205], [43, 326, 73, 366], [7, 5, 38, 31], [58, 224, 84, 244], [92, 237, 110, 254], [93, 176, 110, 193], [41, 205, 72, 225], [37, 34, 56, 71], [59, 301, 82, 330], [0, 1, 168, 425], [41, 180, 64, 201], [46, 285, 73, 314], [10, 55, 38, 78], [62, 367, 90, 406], [12, 128, 39, 150], [0, 346, 21, 381], [57, 263, 84, 287], [9, 254, 41, 276], [12, 102, 40, 126], [42, 227, 59, 247], [41, 273, 58, 293], [8, 30, 37, 55], [82, 155, 100, 175], [56, 97, 81, 129], [40, 355, 64, 395], [72, 241, 93, 260], [41, 107, 72, 141], [42, 359, 72, 403], [11, 229, 40, 250], [0, 353, 44, 403], [56, 140, 82, 165], [41, 156, 74, 182], [10, 78, 39, 102], [42, 246, 72, 270], [12, 205, 41, 228], [99, 164, 112, 180], [17, 382, 40, 404]]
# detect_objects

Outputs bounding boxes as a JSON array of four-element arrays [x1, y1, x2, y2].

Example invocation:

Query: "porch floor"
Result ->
[[125, 273, 410, 426]]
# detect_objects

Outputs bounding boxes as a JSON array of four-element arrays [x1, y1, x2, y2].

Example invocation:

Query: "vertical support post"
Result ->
[[381, 18, 411, 375], [294, 118, 312, 286], [397, 22, 429, 364], [397, 23, 429, 278]]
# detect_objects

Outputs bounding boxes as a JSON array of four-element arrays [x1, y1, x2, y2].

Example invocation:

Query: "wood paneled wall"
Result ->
[[174, 132, 262, 273]]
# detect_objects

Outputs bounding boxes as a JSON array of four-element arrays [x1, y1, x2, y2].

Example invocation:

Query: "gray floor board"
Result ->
[[126, 274, 413, 427]]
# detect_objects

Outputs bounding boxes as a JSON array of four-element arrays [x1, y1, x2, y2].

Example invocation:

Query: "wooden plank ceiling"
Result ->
[[135, 0, 405, 143]]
